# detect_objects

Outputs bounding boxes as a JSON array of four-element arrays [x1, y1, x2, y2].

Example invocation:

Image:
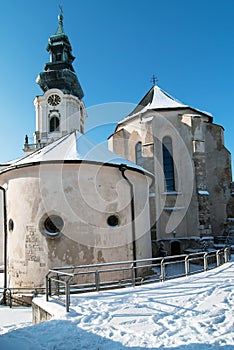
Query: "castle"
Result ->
[[0, 9, 233, 288]]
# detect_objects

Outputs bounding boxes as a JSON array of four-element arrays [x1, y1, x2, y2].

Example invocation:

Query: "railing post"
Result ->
[[216, 250, 221, 267], [185, 255, 189, 276], [203, 252, 208, 271], [9, 289, 12, 308], [2, 288, 6, 306], [48, 276, 52, 298], [160, 258, 166, 282], [65, 281, 70, 312], [56, 273, 60, 296], [95, 270, 100, 291], [131, 263, 136, 287], [46, 275, 49, 302], [224, 247, 230, 263]]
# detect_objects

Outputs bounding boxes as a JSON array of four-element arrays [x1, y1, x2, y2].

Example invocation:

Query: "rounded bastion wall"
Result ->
[[0, 162, 152, 288]]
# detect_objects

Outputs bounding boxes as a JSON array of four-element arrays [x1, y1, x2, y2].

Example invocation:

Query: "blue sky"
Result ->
[[0, 0, 233, 175]]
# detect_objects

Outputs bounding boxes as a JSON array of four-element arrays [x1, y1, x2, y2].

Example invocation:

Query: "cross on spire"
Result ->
[[56, 4, 64, 35], [150, 75, 158, 86]]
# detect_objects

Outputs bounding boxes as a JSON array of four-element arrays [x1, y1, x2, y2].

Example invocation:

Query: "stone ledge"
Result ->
[[32, 296, 66, 324]]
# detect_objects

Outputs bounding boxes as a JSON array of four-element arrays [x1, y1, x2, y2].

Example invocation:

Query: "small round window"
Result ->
[[107, 215, 119, 227], [44, 215, 64, 236]]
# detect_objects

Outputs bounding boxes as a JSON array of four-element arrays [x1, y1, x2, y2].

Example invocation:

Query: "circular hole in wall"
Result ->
[[8, 219, 14, 231], [107, 215, 119, 227], [43, 215, 64, 237]]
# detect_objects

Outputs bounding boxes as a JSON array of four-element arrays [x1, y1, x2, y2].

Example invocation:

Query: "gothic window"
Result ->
[[50, 116, 60, 132], [162, 136, 175, 191], [135, 142, 143, 166]]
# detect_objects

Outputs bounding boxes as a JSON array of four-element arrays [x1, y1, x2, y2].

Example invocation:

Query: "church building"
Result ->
[[108, 84, 234, 256]]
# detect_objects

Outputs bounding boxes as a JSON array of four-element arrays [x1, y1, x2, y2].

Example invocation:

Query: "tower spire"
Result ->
[[56, 5, 64, 35], [36, 7, 84, 99], [24, 6, 86, 154]]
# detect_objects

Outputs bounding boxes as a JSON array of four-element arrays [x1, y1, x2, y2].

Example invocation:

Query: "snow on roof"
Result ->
[[3, 131, 153, 177], [118, 85, 212, 125], [149, 85, 187, 109], [0, 156, 23, 167]]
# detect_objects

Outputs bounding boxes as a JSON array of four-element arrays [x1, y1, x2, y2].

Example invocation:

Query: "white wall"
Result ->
[[34, 88, 87, 145], [0, 162, 152, 288], [0, 190, 3, 266]]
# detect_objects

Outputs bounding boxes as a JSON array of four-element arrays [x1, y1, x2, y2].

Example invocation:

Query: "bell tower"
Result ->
[[24, 6, 86, 153]]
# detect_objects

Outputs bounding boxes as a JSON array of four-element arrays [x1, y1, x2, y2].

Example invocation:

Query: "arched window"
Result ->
[[56, 53, 62, 61], [50, 116, 60, 132], [135, 142, 143, 166], [162, 136, 175, 191]]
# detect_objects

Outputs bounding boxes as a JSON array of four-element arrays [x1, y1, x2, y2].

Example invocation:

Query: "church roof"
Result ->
[[2, 131, 153, 178], [140, 85, 187, 110], [119, 85, 212, 124]]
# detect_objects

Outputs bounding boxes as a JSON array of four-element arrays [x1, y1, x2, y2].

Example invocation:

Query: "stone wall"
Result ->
[[32, 300, 52, 324], [109, 107, 233, 252]]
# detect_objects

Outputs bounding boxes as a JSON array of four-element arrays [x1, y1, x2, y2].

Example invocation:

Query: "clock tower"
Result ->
[[24, 7, 86, 153]]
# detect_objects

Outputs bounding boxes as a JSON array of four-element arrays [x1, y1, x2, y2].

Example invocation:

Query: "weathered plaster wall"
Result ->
[[109, 107, 233, 255], [109, 110, 200, 245], [205, 123, 232, 235], [0, 162, 152, 288]]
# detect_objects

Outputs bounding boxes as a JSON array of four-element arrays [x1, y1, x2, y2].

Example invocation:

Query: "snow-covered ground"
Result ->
[[0, 258, 233, 349], [0, 306, 32, 335]]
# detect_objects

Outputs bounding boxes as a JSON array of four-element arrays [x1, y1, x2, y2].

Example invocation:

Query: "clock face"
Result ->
[[48, 94, 61, 106]]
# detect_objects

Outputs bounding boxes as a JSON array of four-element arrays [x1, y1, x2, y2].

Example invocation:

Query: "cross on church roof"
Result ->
[[150, 75, 158, 85]]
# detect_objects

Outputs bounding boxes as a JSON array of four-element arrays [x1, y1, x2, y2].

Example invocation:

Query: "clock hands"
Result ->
[[48, 94, 61, 106]]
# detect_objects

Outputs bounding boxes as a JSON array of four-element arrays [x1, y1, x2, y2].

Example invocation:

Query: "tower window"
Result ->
[[50, 116, 60, 132], [56, 53, 62, 61], [162, 136, 175, 191], [135, 142, 143, 167]]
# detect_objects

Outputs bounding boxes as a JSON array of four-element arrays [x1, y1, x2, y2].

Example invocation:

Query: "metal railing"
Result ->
[[46, 248, 231, 312], [0, 287, 45, 307], [23, 142, 47, 151]]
